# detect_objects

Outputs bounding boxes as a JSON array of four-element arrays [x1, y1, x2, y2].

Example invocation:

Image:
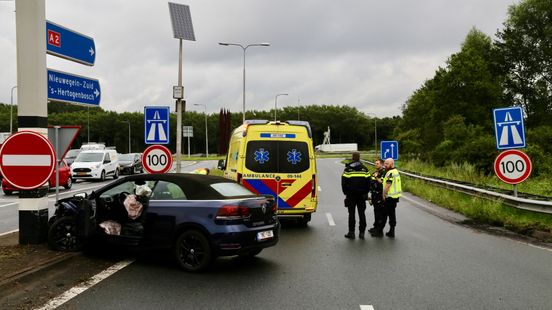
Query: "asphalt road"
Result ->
[[45, 158, 552, 310]]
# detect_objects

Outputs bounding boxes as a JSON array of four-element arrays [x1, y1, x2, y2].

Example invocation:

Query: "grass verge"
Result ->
[[404, 177, 552, 235]]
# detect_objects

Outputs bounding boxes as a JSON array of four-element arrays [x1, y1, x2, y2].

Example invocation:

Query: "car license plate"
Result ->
[[257, 230, 274, 241], [77, 172, 87, 176]]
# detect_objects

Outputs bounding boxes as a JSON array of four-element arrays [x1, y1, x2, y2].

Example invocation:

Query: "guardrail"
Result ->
[[360, 160, 552, 214]]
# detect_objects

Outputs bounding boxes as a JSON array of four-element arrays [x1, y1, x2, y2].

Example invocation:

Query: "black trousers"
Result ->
[[371, 196, 384, 229], [383, 197, 399, 228], [345, 195, 366, 233]]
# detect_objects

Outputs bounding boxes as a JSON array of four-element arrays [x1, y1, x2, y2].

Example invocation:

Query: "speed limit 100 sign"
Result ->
[[142, 145, 173, 174], [494, 149, 532, 184]]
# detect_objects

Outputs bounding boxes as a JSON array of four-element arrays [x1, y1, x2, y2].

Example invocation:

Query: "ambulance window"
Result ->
[[245, 141, 310, 173]]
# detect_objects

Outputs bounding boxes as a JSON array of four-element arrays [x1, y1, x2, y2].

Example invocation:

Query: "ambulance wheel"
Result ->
[[299, 213, 311, 226]]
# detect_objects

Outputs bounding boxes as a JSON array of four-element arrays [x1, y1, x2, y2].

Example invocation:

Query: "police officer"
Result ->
[[382, 158, 402, 238], [342, 152, 370, 239], [368, 159, 386, 237]]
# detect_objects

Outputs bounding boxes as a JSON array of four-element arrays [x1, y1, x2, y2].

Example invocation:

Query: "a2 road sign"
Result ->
[[494, 149, 532, 184], [46, 20, 96, 66], [0, 131, 56, 190], [142, 145, 173, 174]]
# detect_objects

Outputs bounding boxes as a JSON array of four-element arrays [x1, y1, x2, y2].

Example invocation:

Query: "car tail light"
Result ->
[[311, 175, 316, 198], [216, 205, 250, 220]]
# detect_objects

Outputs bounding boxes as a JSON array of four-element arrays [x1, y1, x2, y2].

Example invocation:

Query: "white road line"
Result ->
[[360, 306, 375, 310], [34, 259, 135, 310], [0, 229, 18, 237], [0, 202, 18, 209], [318, 186, 322, 192], [326, 212, 336, 226]]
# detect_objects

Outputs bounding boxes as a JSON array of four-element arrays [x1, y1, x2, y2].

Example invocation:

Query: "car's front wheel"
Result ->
[[64, 177, 72, 189], [100, 170, 106, 181], [174, 230, 213, 272], [113, 168, 119, 179], [48, 216, 84, 251]]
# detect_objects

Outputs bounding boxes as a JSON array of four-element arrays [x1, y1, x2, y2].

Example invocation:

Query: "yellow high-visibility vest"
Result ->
[[383, 168, 402, 198]]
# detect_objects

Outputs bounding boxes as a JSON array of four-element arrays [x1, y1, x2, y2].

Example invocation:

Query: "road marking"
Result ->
[[318, 186, 322, 192], [0, 229, 18, 237], [326, 212, 335, 226], [0, 202, 18, 209], [360, 306, 375, 310], [35, 259, 135, 310]]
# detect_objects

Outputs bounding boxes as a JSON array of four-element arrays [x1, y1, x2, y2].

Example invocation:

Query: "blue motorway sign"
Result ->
[[380, 140, 399, 160], [46, 20, 96, 66], [144, 106, 170, 144], [493, 107, 526, 150], [47, 69, 101, 106]]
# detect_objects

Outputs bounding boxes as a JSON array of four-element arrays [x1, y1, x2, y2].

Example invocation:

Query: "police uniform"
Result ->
[[382, 167, 402, 237], [341, 161, 370, 239], [368, 166, 386, 236]]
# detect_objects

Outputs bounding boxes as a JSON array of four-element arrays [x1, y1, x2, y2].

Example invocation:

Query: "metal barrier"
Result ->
[[360, 160, 552, 214]]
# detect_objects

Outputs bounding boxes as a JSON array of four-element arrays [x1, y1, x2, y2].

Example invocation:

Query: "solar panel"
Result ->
[[168, 2, 196, 41]]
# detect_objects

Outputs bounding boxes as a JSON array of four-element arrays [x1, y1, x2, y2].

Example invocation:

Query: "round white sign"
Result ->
[[142, 145, 173, 174], [494, 149, 532, 184]]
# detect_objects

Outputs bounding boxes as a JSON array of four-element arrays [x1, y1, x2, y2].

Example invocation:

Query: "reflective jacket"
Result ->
[[341, 161, 370, 196], [383, 168, 402, 198]]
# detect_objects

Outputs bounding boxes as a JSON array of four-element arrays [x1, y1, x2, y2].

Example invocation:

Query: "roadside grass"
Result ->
[[404, 178, 552, 234], [209, 168, 224, 177]]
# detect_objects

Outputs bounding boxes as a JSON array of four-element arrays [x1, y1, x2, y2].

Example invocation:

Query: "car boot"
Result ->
[[344, 232, 355, 239], [386, 227, 395, 238]]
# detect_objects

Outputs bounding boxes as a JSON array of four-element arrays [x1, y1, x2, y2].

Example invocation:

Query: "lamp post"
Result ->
[[218, 42, 270, 123], [122, 120, 131, 153], [297, 97, 301, 120], [367, 113, 377, 156], [194, 103, 208, 157], [10, 85, 17, 134], [274, 93, 288, 121]]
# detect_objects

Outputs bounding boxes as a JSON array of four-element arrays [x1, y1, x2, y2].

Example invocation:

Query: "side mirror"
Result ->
[[217, 159, 226, 170], [104, 159, 111, 164]]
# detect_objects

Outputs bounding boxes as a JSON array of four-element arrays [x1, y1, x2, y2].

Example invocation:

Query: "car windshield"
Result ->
[[65, 149, 80, 158], [119, 154, 134, 161], [210, 182, 255, 197], [75, 152, 104, 162]]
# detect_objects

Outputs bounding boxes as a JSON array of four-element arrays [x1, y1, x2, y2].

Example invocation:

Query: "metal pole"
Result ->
[[374, 118, 377, 156], [10, 86, 17, 134], [176, 39, 183, 173], [242, 47, 246, 123], [204, 109, 208, 157], [87, 106, 90, 143], [187, 136, 190, 158], [55, 126, 60, 204], [127, 121, 131, 153], [513, 184, 518, 197], [297, 98, 300, 121], [274, 94, 288, 121]]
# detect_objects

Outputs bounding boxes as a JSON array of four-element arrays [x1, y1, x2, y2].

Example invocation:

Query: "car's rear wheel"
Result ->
[[48, 216, 84, 251], [174, 230, 212, 272], [64, 177, 72, 189], [113, 168, 119, 179], [3, 189, 12, 195]]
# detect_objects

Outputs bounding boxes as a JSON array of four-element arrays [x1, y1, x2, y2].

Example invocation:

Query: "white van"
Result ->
[[71, 149, 119, 181]]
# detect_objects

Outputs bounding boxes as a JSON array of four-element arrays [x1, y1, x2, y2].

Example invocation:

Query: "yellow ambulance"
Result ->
[[220, 120, 317, 224]]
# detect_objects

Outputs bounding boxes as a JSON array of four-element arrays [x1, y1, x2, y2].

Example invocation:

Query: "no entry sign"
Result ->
[[142, 145, 173, 174], [494, 149, 532, 184], [0, 131, 56, 189]]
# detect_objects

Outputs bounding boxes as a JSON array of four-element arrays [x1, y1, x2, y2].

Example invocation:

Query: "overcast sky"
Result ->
[[0, 0, 516, 118]]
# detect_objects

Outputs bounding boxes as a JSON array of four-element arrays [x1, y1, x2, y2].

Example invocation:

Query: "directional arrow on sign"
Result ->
[[47, 68, 101, 106]]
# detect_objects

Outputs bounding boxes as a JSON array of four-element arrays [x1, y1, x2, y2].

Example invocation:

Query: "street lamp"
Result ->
[[10, 85, 17, 134], [218, 42, 270, 123], [367, 113, 377, 156], [122, 120, 131, 153], [274, 93, 288, 121], [193, 103, 208, 157]]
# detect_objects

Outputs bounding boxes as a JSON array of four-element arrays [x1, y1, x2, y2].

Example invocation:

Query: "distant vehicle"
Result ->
[[64, 149, 82, 166], [71, 149, 119, 181], [119, 153, 143, 175], [80, 143, 106, 151], [2, 160, 72, 195], [47, 173, 280, 272], [315, 143, 358, 152], [219, 120, 318, 225]]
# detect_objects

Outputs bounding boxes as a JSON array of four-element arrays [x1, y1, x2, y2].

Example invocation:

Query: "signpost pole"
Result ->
[[176, 39, 183, 173], [55, 126, 60, 204], [513, 184, 518, 197], [188, 136, 191, 158]]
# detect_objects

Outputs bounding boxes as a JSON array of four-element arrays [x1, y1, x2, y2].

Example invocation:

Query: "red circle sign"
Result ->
[[494, 149, 532, 184], [142, 145, 173, 174], [0, 131, 56, 189]]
